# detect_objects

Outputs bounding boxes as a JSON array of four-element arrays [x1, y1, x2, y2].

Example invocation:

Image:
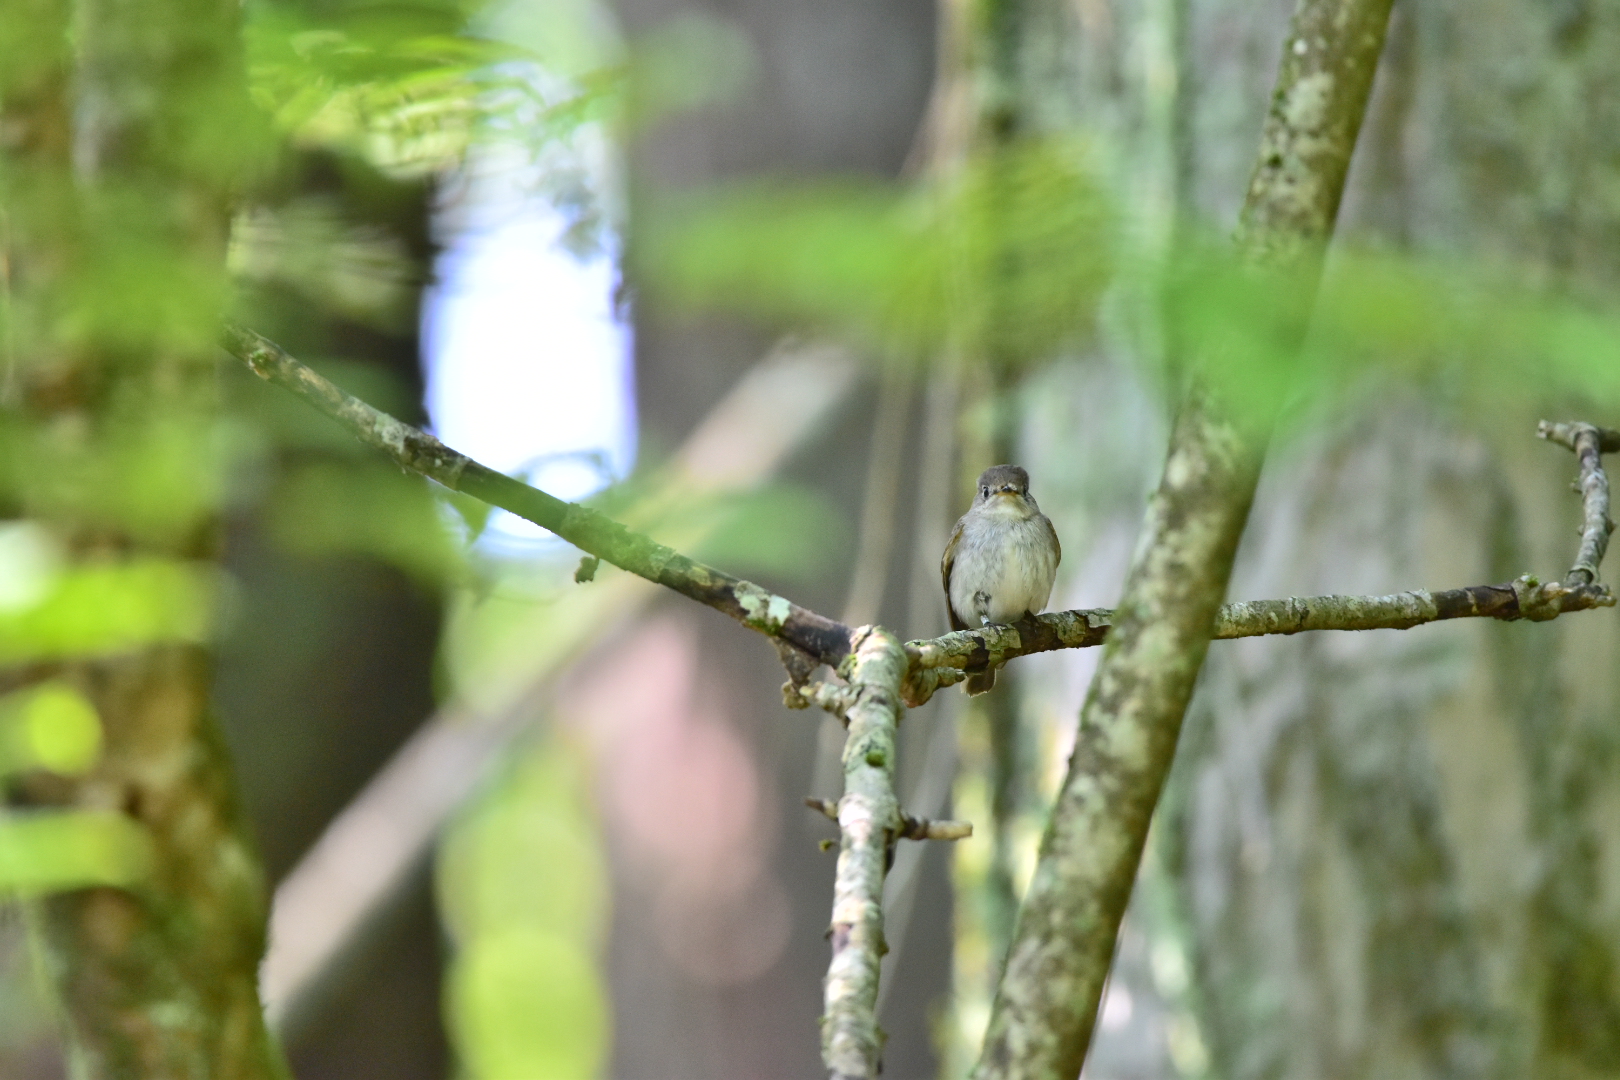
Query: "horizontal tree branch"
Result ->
[[902, 574, 1614, 705], [222, 324, 854, 667]]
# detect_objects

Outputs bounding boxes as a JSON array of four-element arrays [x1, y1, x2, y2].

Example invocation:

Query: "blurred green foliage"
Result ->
[[641, 139, 1113, 369], [639, 140, 1620, 432], [267, 462, 463, 586], [438, 735, 610, 1079], [0, 683, 101, 777], [685, 485, 846, 578], [0, 558, 217, 664], [247, 2, 544, 174], [0, 812, 154, 898], [0, 683, 149, 899], [229, 199, 419, 328]]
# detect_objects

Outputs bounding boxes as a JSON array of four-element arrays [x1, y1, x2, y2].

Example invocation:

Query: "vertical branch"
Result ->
[[1537, 420, 1620, 586], [821, 627, 909, 1080], [973, 0, 1397, 1077]]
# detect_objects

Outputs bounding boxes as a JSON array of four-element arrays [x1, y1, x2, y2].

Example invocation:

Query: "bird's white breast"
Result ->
[[949, 507, 1058, 626]]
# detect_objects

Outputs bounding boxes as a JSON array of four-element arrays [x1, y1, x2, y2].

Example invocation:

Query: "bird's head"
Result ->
[[972, 464, 1036, 514]]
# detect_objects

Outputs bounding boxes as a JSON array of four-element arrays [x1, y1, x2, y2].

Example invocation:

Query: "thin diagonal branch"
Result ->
[[222, 325, 853, 666], [260, 341, 858, 1037]]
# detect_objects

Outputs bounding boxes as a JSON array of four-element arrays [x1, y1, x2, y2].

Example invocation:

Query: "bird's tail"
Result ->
[[965, 667, 996, 696]]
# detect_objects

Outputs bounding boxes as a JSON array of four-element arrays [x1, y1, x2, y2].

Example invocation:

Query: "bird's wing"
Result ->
[[941, 517, 969, 632], [1043, 513, 1061, 566]]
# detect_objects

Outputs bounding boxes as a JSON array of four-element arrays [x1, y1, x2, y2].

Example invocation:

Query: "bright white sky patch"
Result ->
[[423, 162, 635, 555]]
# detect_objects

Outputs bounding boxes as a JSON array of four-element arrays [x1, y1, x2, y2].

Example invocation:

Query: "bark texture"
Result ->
[[1163, 401, 1620, 1079], [973, 389, 1262, 1080]]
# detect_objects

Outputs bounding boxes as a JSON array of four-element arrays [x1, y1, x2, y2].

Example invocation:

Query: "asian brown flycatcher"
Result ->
[[940, 464, 1061, 694]]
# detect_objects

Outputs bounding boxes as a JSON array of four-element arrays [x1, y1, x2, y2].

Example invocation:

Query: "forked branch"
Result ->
[[223, 326, 1615, 1080]]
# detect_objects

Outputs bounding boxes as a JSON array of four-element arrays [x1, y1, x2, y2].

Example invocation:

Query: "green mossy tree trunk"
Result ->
[[1, 0, 286, 1076]]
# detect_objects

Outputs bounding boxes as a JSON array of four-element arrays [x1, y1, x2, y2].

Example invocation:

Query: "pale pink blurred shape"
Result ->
[[653, 875, 794, 987], [563, 617, 790, 984]]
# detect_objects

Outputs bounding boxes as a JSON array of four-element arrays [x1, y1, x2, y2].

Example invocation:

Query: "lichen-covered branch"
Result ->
[[817, 627, 907, 1080], [221, 326, 853, 666], [1538, 420, 1620, 586], [902, 571, 1614, 705], [794, 628, 968, 1080], [972, 0, 1397, 1075]]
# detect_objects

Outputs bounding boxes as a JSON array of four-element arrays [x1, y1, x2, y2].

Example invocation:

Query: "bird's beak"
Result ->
[[996, 485, 1020, 497]]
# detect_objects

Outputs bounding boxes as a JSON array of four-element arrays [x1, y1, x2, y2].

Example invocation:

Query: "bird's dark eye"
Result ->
[[980, 487, 988, 498]]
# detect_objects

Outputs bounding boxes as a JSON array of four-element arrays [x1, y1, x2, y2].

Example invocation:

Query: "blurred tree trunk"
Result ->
[[1005, 0, 1620, 1076], [1, 0, 285, 1076], [220, 146, 449, 1079]]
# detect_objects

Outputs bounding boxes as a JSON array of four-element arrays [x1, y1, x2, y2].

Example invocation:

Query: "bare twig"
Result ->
[[1538, 420, 1620, 586], [223, 325, 855, 667], [898, 812, 974, 841]]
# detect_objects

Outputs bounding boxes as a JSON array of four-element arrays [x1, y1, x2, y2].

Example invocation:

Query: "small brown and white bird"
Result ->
[[940, 465, 1061, 695]]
